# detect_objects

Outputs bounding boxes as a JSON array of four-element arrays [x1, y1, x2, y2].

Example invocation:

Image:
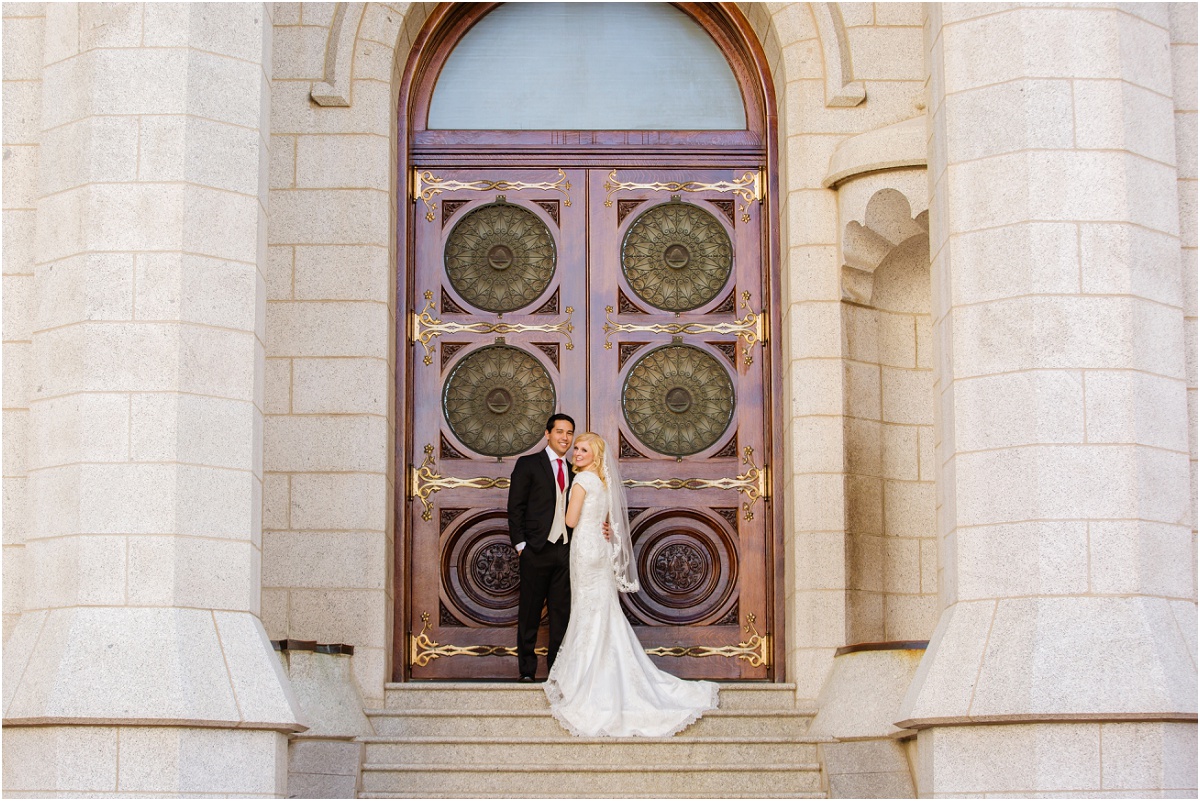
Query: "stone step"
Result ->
[[360, 734, 822, 766], [382, 681, 802, 712], [359, 761, 824, 798], [366, 707, 815, 739]]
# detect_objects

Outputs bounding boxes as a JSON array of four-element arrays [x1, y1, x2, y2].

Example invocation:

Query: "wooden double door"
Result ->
[[406, 166, 773, 680]]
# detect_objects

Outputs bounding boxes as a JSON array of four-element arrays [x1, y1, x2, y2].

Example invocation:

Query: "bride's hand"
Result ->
[[602, 520, 612, 541]]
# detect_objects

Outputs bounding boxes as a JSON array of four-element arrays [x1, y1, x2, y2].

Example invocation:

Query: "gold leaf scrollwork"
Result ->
[[644, 613, 771, 667], [409, 444, 511, 522], [410, 291, 575, 366], [603, 169, 762, 222], [602, 292, 764, 366], [623, 445, 767, 521], [410, 611, 769, 668], [410, 611, 547, 667], [413, 168, 572, 222]]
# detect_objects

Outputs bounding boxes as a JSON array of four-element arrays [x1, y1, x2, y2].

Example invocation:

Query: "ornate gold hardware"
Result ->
[[410, 611, 769, 668], [410, 612, 546, 667], [644, 613, 771, 667], [624, 446, 767, 521], [410, 444, 511, 521], [603, 169, 762, 222], [413, 168, 572, 222], [410, 291, 574, 366], [603, 292, 764, 366]]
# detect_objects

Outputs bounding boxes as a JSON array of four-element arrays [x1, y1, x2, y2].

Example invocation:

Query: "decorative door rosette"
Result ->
[[442, 344, 556, 457], [443, 200, 556, 313], [621, 201, 732, 313], [623, 509, 738, 626], [622, 343, 735, 457], [442, 511, 521, 627]]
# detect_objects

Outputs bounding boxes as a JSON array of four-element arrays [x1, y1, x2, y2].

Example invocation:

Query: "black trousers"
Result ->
[[516, 540, 571, 678]]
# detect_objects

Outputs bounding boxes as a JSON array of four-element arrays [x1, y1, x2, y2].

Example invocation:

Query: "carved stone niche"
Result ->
[[841, 189, 929, 306]]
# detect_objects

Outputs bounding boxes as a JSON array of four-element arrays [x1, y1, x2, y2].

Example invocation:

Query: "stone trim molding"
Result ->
[[812, 3, 866, 108], [834, 640, 928, 657], [840, 187, 928, 305], [274, 639, 356, 656], [311, 2, 365, 107], [823, 115, 926, 188]]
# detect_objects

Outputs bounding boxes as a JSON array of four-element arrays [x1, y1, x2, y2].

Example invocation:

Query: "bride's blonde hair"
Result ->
[[571, 432, 607, 485]]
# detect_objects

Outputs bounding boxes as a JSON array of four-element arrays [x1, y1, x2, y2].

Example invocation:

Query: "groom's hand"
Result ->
[[602, 522, 612, 541]]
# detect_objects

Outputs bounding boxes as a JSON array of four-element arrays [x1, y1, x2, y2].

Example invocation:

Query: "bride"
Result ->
[[544, 432, 719, 737]]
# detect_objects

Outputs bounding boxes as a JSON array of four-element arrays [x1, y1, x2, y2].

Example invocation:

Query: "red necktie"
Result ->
[[556, 459, 566, 492]]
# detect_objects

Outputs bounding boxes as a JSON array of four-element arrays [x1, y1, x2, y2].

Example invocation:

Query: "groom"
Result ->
[[508, 413, 576, 681]]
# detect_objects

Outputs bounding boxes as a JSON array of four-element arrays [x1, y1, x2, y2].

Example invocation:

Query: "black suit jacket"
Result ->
[[508, 451, 574, 553]]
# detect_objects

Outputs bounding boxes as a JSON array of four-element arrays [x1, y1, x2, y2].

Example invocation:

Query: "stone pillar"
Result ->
[[2, 4, 304, 797], [900, 4, 1197, 795]]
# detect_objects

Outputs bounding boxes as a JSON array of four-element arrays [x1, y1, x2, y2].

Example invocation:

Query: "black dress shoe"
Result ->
[[519, 675, 534, 682]]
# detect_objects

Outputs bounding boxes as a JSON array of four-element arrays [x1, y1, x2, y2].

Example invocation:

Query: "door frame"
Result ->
[[393, 2, 783, 681]]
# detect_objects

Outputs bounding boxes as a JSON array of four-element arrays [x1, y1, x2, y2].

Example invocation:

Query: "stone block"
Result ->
[[265, 300, 390, 358], [952, 371, 1085, 451], [3, 274, 31, 343], [282, 651, 371, 738], [780, 38, 823, 83], [1, 16, 43, 81], [176, 463, 260, 539], [130, 392, 257, 470], [2, 143, 38, 210], [3, 341, 28, 411], [956, 521, 1089, 601], [263, 530, 387, 590], [2, 80, 40, 147], [290, 738, 363, 776], [295, 134, 390, 191], [943, 78, 1074, 163], [844, 303, 879, 362], [769, 3, 816, 47], [846, 473, 883, 536], [1089, 520, 1194, 598], [270, 186, 391, 246], [881, 423, 919, 480], [33, 253, 134, 330], [178, 325, 259, 401], [287, 588, 388, 648], [885, 589, 938, 641], [1084, 370, 1189, 452], [1074, 79, 1178, 165], [1100, 722, 1198, 792], [182, 186, 262, 265], [845, 416, 882, 476], [272, 23, 328, 80], [126, 536, 256, 609], [955, 444, 1189, 526], [4, 209, 36, 275], [791, 529, 846, 591], [28, 392, 129, 470], [845, 359, 882, 419], [1176, 111, 1197, 181], [897, 599, 995, 724], [24, 533, 127, 607], [2, 409, 26, 479], [271, 134, 297, 191], [264, 414, 390, 473], [1170, 39, 1198, 113], [350, 644, 388, 707], [787, 358, 843, 416], [139, 116, 262, 196], [294, 244, 391, 302], [846, 26, 924, 81], [290, 472, 388, 531], [918, 723, 1102, 794], [848, 531, 882, 592], [877, 311, 918, 369], [265, 357, 292, 415], [790, 472, 845, 532], [2, 726, 118, 792], [950, 296, 1185, 380], [135, 252, 258, 331], [117, 727, 287, 795], [36, 184, 184, 261], [882, 365, 932, 425], [1080, 222, 1183, 307], [77, 3, 142, 50], [787, 189, 839, 246], [270, 78, 391, 136]]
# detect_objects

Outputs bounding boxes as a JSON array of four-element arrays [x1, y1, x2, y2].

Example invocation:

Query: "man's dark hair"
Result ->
[[546, 413, 575, 432]]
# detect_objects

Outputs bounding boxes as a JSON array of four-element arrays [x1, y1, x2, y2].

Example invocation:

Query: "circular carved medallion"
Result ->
[[622, 345, 734, 457], [444, 201, 556, 313], [443, 345, 556, 457], [473, 542, 520, 593], [652, 542, 707, 593], [621, 201, 732, 312], [442, 511, 521, 626]]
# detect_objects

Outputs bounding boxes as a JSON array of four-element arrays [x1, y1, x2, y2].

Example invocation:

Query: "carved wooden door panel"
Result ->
[[406, 166, 771, 680], [409, 168, 586, 679], [587, 169, 769, 680]]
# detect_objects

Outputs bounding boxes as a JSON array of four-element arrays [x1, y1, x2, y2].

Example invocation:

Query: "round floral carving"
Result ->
[[444, 201, 556, 313], [443, 345, 556, 457], [622, 344, 735, 456], [651, 542, 707, 593], [621, 201, 732, 312], [473, 542, 520, 593]]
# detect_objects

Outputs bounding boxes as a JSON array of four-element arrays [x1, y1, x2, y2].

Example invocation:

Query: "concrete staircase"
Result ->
[[359, 682, 828, 798]]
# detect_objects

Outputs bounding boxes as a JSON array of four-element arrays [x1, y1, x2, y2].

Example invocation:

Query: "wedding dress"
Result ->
[[544, 468, 719, 737]]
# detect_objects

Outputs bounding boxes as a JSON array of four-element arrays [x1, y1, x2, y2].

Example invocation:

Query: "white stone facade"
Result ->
[[3, 2, 1195, 796]]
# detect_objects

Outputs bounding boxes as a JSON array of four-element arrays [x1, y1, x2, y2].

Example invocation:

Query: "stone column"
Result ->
[[900, 4, 1196, 795], [2, 4, 304, 796]]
